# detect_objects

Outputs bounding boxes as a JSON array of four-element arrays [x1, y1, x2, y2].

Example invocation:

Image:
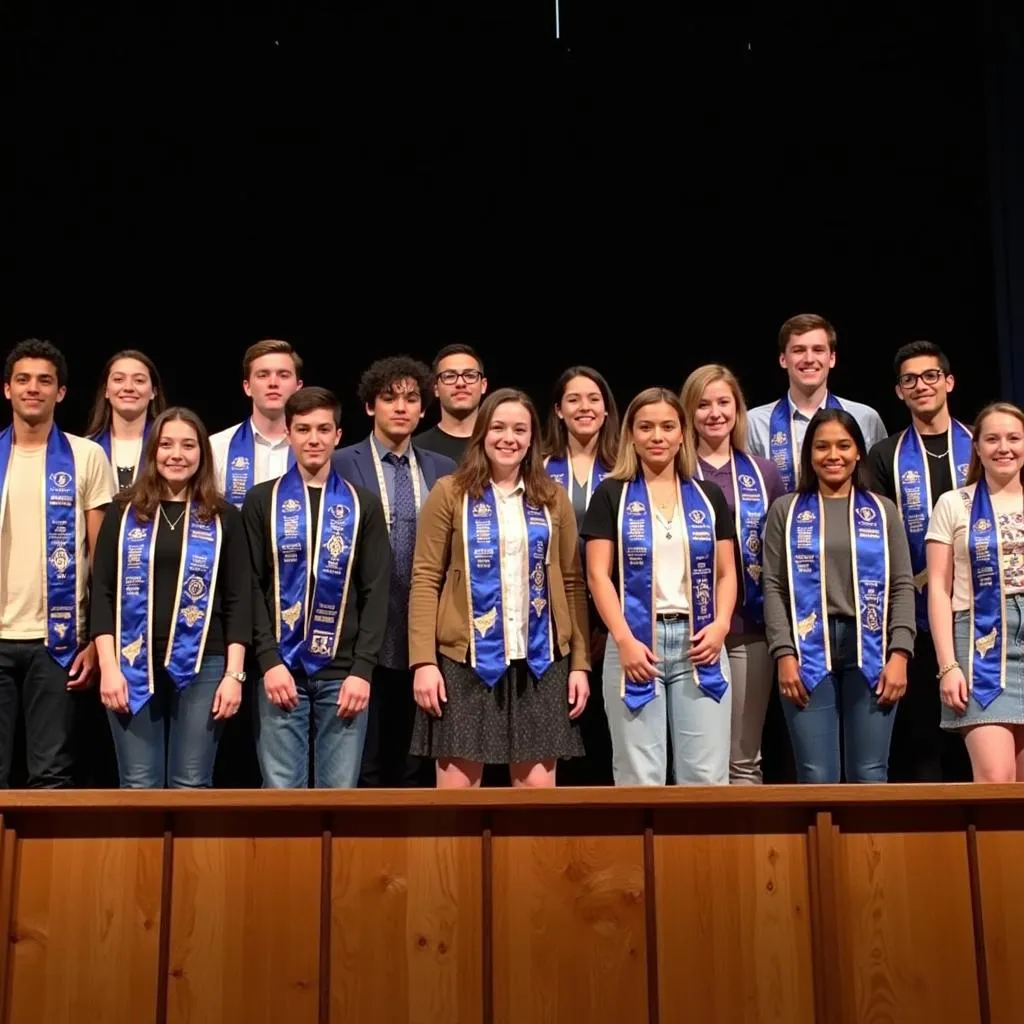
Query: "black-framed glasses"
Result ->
[[898, 368, 945, 389], [437, 369, 483, 385]]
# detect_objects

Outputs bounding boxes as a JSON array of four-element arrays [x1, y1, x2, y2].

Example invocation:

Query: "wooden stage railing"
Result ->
[[0, 785, 1021, 1023]]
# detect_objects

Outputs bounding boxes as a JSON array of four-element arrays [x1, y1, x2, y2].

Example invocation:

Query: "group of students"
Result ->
[[1, 312, 1021, 790]]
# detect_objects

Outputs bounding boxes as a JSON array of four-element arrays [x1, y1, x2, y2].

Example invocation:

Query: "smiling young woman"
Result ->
[[762, 408, 915, 784], [408, 388, 591, 789], [927, 402, 1024, 782]]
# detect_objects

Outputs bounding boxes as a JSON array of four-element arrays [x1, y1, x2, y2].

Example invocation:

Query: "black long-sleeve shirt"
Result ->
[[241, 477, 391, 681], [90, 499, 253, 664]]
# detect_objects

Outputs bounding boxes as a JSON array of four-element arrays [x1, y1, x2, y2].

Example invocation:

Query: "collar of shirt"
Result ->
[[787, 391, 831, 422], [370, 431, 412, 462], [250, 419, 290, 450], [491, 478, 525, 500]]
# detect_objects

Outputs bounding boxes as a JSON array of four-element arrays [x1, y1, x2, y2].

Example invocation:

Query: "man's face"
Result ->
[[895, 355, 953, 419], [287, 409, 341, 472], [4, 358, 65, 425], [779, 328, 835, 392], [433, 354, 486, 417], [243, 354, 302, 417], [368, 377, 424, 440]]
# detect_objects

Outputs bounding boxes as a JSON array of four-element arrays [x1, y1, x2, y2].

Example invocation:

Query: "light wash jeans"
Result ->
[[603, 616, 731, 785], [255, 672, 368, 788], [780, 615, 896, 783], [107, 654, 225, 789]]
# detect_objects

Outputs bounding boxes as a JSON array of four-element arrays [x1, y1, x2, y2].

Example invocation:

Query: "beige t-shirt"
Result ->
[[0, 433, 113, 639], [926, 483, 1024, 612]]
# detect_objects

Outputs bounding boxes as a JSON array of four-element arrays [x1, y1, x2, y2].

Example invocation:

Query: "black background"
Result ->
[[0, 3, 1000, 441]]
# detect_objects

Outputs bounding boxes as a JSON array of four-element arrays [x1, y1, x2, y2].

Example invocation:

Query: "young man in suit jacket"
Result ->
[[333, 356, 456, 787]]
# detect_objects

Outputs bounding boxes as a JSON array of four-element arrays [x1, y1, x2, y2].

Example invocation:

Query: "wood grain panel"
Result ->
[[972, 826, 1024, 1024], [329, 833, 483, 1024], [167, 833, 321, 1024], [6, 829, 163, 1024], [835, 828, 980, 1024], [653, 832, 815, 1024], [491, 828, 646, 1024]]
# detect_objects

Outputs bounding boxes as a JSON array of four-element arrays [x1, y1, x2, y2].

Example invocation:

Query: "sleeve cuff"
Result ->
[[351, 658, 377, 681], [889, 628, 916, 656], [257, 649, 283, 675], [771, 645, 797, 661]]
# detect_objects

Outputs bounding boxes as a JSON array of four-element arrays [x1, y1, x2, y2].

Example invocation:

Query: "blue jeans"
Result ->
[[107, 655, 225, 788], [255, 672, 368, 788], [781, 616, 897, 783], [603, 616, 732, 785]]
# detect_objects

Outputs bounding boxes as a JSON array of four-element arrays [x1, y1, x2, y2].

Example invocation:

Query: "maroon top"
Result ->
[[697, 452, 786, 637]]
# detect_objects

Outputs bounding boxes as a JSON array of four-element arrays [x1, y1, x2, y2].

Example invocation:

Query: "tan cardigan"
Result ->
[[408, 476, 590, 673]]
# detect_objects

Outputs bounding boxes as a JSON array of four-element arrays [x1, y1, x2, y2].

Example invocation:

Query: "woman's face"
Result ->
[[631, 401, 682, 472], [556, 375, 607, 445], [105, 358, 155, 420], [810, 420, 859, 489], [976, 411, 1024, 482], [156, 419, 201, 489], [693, 379, 736, 447], [484, 401, 532, 474]]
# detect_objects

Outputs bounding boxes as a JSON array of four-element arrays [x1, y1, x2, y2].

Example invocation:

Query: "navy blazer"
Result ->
[[331, 436, 456, 501]]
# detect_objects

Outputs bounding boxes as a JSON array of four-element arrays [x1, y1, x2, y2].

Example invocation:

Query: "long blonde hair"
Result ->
[[610, 387, 695, 481], [966, 401, 1024, 485], [679, 364, 750, 470]]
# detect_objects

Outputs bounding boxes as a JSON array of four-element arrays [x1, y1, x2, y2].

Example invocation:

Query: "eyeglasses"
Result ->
[[898, 368, 945, 389], [437, 369, 483, 385]]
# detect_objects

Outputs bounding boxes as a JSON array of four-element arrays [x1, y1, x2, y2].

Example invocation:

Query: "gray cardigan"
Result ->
[[762, 491, 916, 661]]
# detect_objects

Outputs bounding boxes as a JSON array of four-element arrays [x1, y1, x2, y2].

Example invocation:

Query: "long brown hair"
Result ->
[[610, 387, 695, 481], [966, 401, 1024, 485], [86, 350, 166, 438], [121, 407, 225, 522], [542, 365, 619, 469], [450, 388, 558, 507]]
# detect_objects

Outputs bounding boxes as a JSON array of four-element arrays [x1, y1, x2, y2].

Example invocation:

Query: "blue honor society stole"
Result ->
[[967, 480, 1013, 709], [0, 426, 79, 668], [544, 452, 610, 504], [696, 451, 768, 624], [464, 486, 555, 687], [785, 490, 889, 691], [272, 465, 359, 677], [617, 475, 728, 710], [770, 393, 844, 492], [893, 420, 972, 630], [225, 419, 296, 509], [117, 503, 223, 714]]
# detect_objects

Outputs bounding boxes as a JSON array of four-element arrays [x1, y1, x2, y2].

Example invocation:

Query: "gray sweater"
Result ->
[[762, 491, 916, 661]]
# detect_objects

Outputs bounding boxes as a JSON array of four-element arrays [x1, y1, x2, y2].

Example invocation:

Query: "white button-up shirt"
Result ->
[[209, 418, 292, 496], [493, 479, 529, 661]]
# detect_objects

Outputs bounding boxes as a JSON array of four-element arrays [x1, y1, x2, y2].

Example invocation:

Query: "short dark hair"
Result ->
[[242, 339, 303, 380], [285, 386, 341, 428], [357, 355, 433, 408], [892, 340, 950, 378], [4, 338, 69, 388], [432, 343, 484, 375], [797, 408, 869, 493], [778, 314, 837, 354]]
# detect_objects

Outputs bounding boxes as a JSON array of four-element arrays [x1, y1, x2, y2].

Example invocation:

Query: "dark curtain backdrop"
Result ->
[[1, 4, 999, 443]]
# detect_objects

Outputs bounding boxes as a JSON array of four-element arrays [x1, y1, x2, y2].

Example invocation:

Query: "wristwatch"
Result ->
[[225, 670, 247, 683]]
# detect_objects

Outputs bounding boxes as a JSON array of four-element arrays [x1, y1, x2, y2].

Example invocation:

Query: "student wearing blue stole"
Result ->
[[210, 340, 303, 509], [747, 314, 887, 492], [85, 350, 166, 493], [583, 387, 737, 786], [92, 408, 252, 787], [763, 409, 916, 784], [681, 365, 786, 785], [866, 341, 973, 782], [0, 339, 113, 788], [542, 365, 620, 787], [408, 388, 591, 789], [243, 388, 391, 789], [927, 403, 1024, 783]]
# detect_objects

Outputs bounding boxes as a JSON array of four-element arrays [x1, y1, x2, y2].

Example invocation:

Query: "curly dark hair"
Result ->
[[357, 355, 434, 409], [4, 338, 69, 389]]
